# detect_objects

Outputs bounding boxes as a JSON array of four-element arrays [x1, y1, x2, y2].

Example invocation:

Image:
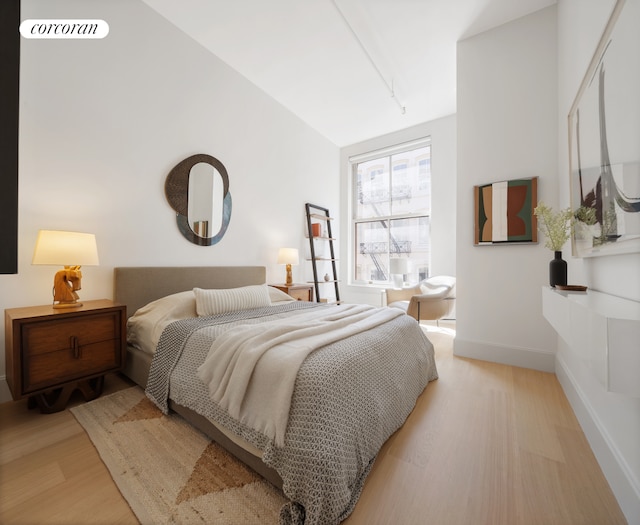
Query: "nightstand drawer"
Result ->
[[288, 288, 312, 301], [270, 284, 313, 302], [21, 312, 122, 393], [24, 339, 120, 393], [22, 314, 118, 357]]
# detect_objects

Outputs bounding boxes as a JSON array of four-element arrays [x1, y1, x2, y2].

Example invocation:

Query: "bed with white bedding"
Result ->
[[114, 266, 438, 525]]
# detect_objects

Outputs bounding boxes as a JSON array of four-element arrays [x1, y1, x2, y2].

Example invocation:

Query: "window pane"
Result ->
[[355, 158, 390, 219], [351, 139, 431, 286], [355, 220, 389, 282], [390, 146, 430, 216], [390, 216, 430, 283]]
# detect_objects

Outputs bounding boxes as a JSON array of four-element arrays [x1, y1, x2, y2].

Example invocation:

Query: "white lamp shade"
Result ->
[[389, 258, 408, 274], [277, 247, 299, 266], [32, 230, 99, 266]]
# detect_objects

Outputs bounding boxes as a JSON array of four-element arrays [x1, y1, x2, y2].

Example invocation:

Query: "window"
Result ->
[[351, 138, 431, 285]]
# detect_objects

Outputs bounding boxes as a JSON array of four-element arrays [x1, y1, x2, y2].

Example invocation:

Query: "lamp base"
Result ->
[[391, 274, 404, 289], [53, 301, 83, 309], [285, 264, 293, 286], [52, 266, 83, 307]]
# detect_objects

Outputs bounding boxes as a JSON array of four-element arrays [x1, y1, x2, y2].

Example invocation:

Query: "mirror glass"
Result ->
[[187, 162, 224, 238], [165, 153, 232, 246]]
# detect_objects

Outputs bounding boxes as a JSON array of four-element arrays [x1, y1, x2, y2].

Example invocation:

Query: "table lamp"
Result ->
[[277, 247, 299, 286], [32, 230, 99, 308]]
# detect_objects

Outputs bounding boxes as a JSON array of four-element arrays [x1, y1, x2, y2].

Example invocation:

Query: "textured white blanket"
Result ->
[[196, 304, 403, 446]]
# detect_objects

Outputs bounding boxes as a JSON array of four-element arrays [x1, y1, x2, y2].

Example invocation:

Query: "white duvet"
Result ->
[[196, 304, 403, 447]]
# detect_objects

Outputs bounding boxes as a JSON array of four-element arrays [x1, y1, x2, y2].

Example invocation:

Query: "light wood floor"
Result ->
[[0, 322, 627, 525]]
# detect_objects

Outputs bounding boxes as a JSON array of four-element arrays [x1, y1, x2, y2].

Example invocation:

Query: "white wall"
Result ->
[[457, 3, 639, 520], [338, 116, 457, 307], [0, 0, 339, 400], [455, 6, 558, 372], [557, 0, 640, 303], [556, 0, 640, 521]]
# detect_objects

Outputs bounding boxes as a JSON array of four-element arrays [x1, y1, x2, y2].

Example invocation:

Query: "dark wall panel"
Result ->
[[0, 0, 19, 274]]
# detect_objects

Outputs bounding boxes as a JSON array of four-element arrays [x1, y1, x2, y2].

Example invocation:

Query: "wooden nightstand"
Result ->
[[271, 284, 314, 302], [4, 299, 126, 413]]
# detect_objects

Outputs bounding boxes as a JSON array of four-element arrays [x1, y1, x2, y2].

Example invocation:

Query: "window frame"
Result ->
[[349, 137, 432, 287]]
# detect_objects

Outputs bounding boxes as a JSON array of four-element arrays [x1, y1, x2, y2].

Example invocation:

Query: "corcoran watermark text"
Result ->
[[19, 19, 109, 39]]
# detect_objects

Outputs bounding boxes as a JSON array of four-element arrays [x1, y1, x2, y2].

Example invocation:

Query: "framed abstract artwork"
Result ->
[[474, 177, 538, 245], [568, 0, 640, 257]]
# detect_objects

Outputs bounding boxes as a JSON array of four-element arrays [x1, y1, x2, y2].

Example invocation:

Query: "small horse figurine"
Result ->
[[53, 265, 83, 307]]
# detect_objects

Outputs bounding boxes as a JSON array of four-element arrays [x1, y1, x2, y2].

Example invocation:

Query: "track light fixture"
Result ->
[[331, 0, 406, 114]]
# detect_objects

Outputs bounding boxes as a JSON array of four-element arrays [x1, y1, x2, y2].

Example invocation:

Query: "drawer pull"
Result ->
[[70, 336, 80, 359]]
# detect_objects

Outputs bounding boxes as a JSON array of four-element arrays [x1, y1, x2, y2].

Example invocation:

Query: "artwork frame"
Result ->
[[568, 0, 640, 257], [474, 177, 538, 245]]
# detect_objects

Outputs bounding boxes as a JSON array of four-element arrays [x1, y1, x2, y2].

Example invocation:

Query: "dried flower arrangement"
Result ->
[[534, 202, 574, 251]]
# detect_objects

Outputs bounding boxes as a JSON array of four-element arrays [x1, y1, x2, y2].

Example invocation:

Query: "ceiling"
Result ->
[[142, 0, 556, 147]]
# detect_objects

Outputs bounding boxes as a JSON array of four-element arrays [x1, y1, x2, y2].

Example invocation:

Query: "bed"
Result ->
[[114, 266, 438, 525]]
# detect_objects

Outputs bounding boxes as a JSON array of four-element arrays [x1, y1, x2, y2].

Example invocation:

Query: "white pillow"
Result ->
[[268, 286, 296, 303], [194, 284, 271, 316], [127, 290, 196, 354]]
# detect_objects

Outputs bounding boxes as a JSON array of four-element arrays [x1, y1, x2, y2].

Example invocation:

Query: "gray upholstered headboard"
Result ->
[[114, 266, 266, 318]]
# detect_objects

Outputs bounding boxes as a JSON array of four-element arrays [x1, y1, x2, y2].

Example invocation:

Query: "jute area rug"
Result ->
[[70, 386, 287, 524]]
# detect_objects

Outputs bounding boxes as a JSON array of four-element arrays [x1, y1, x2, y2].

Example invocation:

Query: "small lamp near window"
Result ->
[[389, 257, 408, 289], [32, 230, 99, 308], [277, 248, 299, 286]]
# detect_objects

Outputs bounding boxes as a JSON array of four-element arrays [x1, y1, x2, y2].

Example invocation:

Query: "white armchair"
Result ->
[[385, 275, 456, 324]]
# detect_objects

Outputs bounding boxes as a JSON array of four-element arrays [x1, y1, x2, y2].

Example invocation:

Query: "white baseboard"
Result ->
[[453, 337, 555, 373], [0, 376, 13, 404], [555, 354, 640, 524]]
